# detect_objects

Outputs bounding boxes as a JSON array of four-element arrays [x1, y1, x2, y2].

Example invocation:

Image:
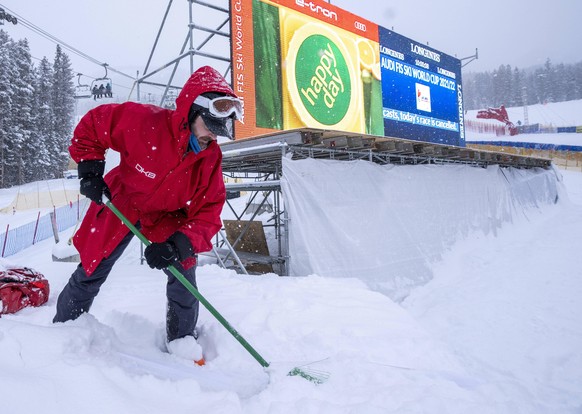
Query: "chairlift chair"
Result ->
[[90, 64, 113, 99], [162, 88, 178, 109], [74, 73, 92, 99]]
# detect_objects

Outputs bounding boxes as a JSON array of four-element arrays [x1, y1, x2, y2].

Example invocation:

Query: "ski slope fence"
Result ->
[[466, 120, 582, 136], [0, 199, 90, 257]]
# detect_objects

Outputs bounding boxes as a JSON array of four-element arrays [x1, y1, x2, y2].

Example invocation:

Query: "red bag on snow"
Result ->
[[0, 267, 50, 315]]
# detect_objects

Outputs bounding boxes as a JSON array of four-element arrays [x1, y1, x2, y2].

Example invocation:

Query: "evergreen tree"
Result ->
[[6, 38, 35, 186], [542, 59, 555, 103], [500, 65, 513, 106], [524, 70, 537, 106], [0, 30, 15, 187], [462, 73, 478, 110], [511, 67, 524, 107], [463, 59, 582, 110], [51, 44, 75, 178], [0, 32, 77, 187], [474, 71, 493, 108], [491, 67, 501, 107], [531, 67, 545, 104], [31, 57, 54, 181], [554, 63, 578, 103], [574, 62, 582, 100]]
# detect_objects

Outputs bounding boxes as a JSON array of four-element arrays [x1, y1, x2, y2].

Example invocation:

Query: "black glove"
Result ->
[[78, 160, 111, 205], [144, 232, 194, 270], [80, 176, 111, 205], [144, 241, 177, 269]]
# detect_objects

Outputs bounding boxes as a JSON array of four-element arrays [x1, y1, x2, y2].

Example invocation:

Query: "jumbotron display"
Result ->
[[230, 0, 465, 147]]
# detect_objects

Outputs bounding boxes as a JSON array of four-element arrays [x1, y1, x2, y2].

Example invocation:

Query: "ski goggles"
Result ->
[[193, 95, 242, 120]]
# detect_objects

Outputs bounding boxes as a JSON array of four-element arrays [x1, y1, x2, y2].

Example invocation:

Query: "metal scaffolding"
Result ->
[[134, 0, 232, 107], [214, 128, 552, 275]]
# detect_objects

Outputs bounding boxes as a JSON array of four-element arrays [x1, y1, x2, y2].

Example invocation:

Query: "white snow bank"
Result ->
[[404, 186, 582, 412]]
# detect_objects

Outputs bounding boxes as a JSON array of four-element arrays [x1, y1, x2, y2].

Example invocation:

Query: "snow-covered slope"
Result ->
[[1, 167, 581, 413]]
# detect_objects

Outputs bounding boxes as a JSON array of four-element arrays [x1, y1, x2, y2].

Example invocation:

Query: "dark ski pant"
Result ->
[[53, 228, 199, 342]]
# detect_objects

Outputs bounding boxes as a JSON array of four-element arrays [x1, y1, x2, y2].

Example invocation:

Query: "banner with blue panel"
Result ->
[[379, 28, 465, 146]]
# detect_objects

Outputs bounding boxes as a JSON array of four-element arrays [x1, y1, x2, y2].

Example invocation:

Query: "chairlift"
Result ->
[[162, 88, 178, 109], [74, 73, 92, 99], [90, 64, 113, 99]]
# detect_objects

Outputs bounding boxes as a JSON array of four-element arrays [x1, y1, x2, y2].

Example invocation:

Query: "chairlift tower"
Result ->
[[134, 0, 232, 107]]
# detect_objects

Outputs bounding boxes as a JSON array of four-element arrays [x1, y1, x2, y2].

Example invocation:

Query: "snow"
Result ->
[[166, 335, 204, 362], [0, 166, 580, 413], [1, 100, 581, 412]]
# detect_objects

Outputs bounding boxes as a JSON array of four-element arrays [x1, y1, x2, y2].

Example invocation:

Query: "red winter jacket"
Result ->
[[70, 66, 235, 275]]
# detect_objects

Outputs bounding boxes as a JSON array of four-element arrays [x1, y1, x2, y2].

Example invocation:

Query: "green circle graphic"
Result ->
[[295, 34, 351, 125]]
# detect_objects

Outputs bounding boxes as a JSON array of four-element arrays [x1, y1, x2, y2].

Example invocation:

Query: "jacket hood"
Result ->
[[174, 66, 237, 133]]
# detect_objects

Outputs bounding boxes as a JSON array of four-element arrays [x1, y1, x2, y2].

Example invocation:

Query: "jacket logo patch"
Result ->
[[135, 163, 156, 179]]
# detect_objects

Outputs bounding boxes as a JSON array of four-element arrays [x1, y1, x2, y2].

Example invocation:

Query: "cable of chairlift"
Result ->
[[2, 4, 184, 102], [1, 5, 135, 81]]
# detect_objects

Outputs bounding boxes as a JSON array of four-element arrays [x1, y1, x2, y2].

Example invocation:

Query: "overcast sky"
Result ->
[[1, 0, 580, 99], [333, 0, 582, 73]]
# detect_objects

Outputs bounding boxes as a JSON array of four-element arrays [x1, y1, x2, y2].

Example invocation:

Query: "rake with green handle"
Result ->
[[104, 197, 328, 384]]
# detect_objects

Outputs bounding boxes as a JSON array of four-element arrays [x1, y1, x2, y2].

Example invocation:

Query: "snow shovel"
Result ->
[[104, 198, 328, 384]]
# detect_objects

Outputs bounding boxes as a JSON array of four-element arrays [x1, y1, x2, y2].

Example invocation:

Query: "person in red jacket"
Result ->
[[53, 66, 242, 358]]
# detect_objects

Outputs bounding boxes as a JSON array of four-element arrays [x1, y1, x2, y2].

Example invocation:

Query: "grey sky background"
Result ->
[[333, 0, 582, 72], [1, 0, 580, 100]]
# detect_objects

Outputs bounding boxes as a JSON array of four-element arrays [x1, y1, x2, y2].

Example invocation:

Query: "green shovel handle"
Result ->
[[104, 199, 270, 369]]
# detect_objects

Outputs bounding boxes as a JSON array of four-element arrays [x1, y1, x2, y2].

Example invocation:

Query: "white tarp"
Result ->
[[281, 157, 561, 301]]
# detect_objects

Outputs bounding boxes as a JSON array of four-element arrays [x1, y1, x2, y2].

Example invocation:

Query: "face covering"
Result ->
[[189, 133, 202, 154]]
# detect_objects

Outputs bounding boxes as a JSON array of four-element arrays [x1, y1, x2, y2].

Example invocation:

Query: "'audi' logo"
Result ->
[[354, 21, 366, 32]]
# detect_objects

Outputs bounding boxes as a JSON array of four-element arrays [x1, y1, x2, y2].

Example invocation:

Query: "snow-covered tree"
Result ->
[[30, 57, 54, 181], [0, 31, 77, 187], [5, 38, 35, 186], [511, 67, 523, 107], [0, 30, 16, 187], [463, 60, 582, 110], [51, 44, 75, 178]]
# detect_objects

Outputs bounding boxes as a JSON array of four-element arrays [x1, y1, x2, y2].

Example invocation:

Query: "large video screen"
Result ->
[[379, 28, 464, 146], [230, 0, 465, 147]]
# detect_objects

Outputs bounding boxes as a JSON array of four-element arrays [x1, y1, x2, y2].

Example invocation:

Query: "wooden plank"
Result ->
[[395, 141, 415, 153], [302, 131, 323, 146], [419, 145, 445, 156], [360, 137, 376, 149], [458, 149, 477, 160], [223, 220, 273, 274], [323, 135, 349, 148], [412, 144, 425, 154], [347, 136, 363, 148], [447, 148, 460, 158], [374, 140, 396, 152]]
